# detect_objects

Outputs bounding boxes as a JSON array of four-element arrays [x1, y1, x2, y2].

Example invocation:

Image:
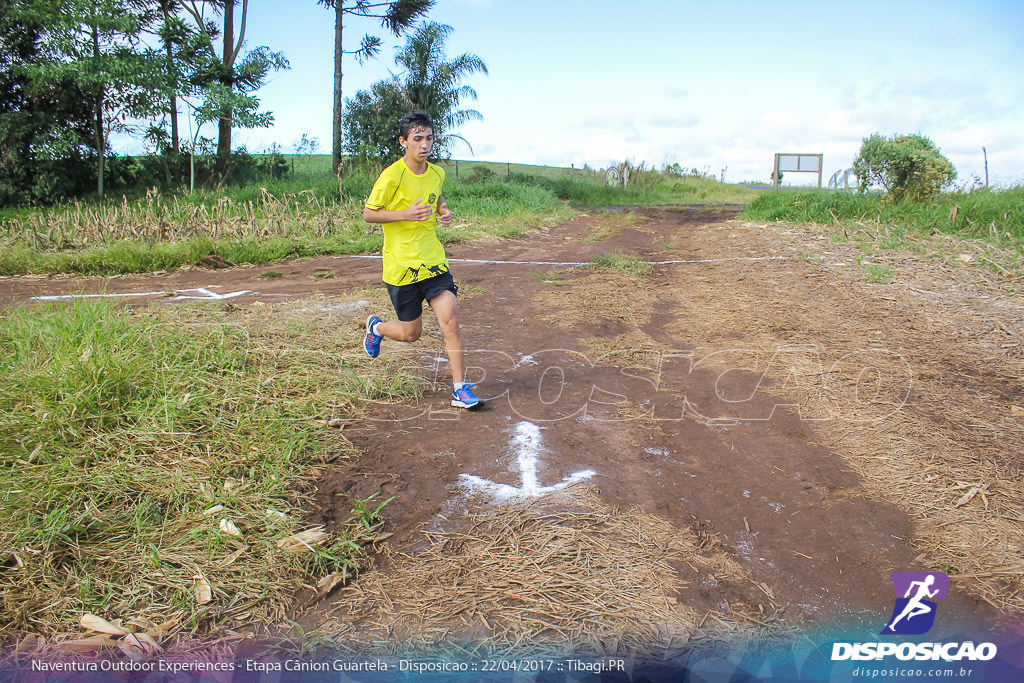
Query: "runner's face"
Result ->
[[401, 126, 433, 162]]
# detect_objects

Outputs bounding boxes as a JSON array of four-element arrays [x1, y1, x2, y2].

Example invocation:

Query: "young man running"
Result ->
[[361, 110, 483, 410]]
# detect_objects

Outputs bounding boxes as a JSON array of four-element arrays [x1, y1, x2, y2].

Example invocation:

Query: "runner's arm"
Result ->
[[363, 198, 433, 224], [437, 195, 452, 227]]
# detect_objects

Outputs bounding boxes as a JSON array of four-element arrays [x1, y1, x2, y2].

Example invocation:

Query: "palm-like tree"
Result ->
[[316, 0, 433, 173], [393, 22, 487, 158]]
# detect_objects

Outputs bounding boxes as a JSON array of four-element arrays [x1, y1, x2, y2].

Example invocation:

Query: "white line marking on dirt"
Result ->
[[31, 288, 252, 302], [349, 255, 789, 266], [458, 421, 595, 502], [31, 290, 171, 301]]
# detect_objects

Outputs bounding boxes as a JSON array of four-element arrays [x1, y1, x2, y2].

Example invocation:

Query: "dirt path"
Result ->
[[5, 208, 1022, 657]]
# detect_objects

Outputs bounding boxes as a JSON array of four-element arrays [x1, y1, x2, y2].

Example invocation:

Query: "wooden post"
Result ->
[[983, 147, 989, 187], [455, 160, 459, 179], [773, 153, 780, 190]]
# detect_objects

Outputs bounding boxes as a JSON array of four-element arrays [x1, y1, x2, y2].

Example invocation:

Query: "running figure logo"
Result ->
[[881, 571, 949, 635]]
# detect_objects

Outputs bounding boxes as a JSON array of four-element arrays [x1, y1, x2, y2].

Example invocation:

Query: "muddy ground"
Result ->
[[3, 207, 1022, 656]]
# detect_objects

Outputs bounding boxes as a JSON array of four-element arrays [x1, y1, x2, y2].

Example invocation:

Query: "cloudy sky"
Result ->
[[225, 0, 1023, 186]]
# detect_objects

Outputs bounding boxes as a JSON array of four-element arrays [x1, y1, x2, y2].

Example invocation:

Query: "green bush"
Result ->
[[341, 80, 407, 167], [464, 165, 496, 183], [853, 133, 956, 202]]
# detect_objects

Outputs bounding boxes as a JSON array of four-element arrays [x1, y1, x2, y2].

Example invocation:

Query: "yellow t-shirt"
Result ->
[[364, 158, 449, 286]]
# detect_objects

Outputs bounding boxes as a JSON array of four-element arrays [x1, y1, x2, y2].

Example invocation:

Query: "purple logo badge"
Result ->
[[881, 571, 949, 635]]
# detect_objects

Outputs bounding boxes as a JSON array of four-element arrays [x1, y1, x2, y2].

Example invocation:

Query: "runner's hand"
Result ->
[[438, 200, 452, 227], [404, 199, 433, 222]]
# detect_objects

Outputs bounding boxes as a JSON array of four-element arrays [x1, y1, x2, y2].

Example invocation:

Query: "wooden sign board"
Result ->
[[773, 153, 823, 188]]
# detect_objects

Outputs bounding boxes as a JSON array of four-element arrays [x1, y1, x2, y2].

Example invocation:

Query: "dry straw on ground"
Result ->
[[533, 270, 659, 329], [665, 218, 1024, 616], [320, 488, 772, 659], [526, 214, 1023, 620], [579, 330, 671, 366]]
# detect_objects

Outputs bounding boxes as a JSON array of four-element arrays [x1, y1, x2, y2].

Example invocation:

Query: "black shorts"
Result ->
[[386, 271, 458, 322]]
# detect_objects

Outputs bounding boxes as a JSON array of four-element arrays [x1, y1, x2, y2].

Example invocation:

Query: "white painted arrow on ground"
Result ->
[[458, 421, 595, 501], [170, 288, 251, 300]]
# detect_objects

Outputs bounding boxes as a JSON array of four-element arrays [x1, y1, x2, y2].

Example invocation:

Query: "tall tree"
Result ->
[[316, 0, 433, 173], [156, 0, 180, 157], [178, 0, 288, 180], [155, 1, 191, 162], [146, 0, 204, 183], [21, 0, 165, 198], [0, 0, 95, 204], [394, 21, 487, 158], [180, 80, 272, 192]]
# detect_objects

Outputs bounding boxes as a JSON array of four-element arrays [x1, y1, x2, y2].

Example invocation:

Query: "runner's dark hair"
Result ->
[[400, 110, 434, 139]]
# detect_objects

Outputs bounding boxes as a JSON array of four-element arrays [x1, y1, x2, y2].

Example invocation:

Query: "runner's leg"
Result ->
[[428, 290, 464, 384], [378, 317, 422, 342]]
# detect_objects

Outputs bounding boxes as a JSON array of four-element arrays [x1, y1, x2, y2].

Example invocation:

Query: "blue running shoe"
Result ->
[[451, 382, 483, 409], [363, 314, 383, 358]]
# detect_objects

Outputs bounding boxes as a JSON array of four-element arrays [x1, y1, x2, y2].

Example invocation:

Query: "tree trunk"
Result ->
[[95, 97, 105, 198], [331, 2, 344, 173], [169, 82, 180, 181], [91, 10, 104, 198], [162, 2, 180, 182], [214, 0, 235, 180]]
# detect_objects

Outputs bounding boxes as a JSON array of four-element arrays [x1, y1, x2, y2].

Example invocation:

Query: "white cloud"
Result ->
[[894, 71, 987, 100], [938, 123, 1016, 156], [647, 114, 701, 129], [579, 110, 639, 130]]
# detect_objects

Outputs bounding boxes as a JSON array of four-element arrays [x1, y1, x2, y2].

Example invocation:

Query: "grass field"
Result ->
[[742, 185, 1024, 283], [742, 186, 1024, 240], [0, 294, 419, 640], [275, 155, 596, 182], [0, 161, 755, 277], [0, 175, 577, 276]]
